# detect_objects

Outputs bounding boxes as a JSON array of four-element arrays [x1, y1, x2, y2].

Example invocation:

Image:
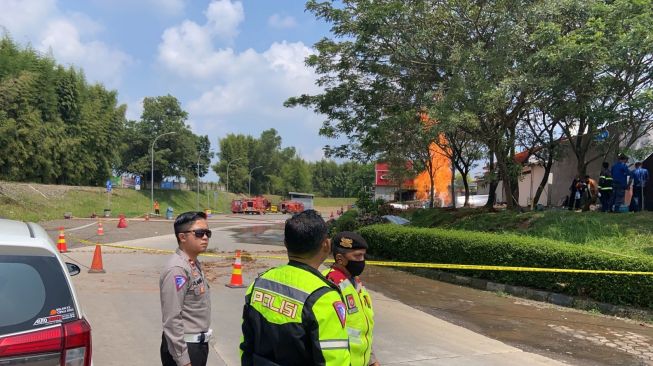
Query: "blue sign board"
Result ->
[[106, 180, 112, 193]]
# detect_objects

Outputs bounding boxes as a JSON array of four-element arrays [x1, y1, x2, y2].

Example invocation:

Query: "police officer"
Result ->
[[240, 210, 350, 366], [160, 211, 212, 366], [325, 231, 379, 366]]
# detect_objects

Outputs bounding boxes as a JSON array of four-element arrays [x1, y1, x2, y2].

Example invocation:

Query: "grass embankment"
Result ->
[[409, 208, 653, 259], [0, 182, 235, 222], [0, 181, 356, 222]]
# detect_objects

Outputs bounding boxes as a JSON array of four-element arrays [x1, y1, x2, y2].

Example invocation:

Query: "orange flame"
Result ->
[[414, 113, 452, 206]]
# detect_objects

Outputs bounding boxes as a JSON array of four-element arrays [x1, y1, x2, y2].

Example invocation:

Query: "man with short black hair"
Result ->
[[240, 209, 350, 366], [160, 211, 212, 366]]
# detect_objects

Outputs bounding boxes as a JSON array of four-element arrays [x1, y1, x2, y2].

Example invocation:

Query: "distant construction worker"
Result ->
[[598, 162, 613, 212], [160, 211, 212, 366], [240, 210, 350, 366], [325, 231, 380, 366], [154, 200, 161, 216], [610, 154, 630, 212], [629, 161, 649, 212]]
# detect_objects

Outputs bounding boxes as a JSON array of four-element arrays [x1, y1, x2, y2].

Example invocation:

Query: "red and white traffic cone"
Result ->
[[226, 250, 246, 288]]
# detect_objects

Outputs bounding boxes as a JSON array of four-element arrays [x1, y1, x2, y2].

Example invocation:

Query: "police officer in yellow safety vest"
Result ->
[[240, 210, 350, 366], [325, 232, 379, 366]]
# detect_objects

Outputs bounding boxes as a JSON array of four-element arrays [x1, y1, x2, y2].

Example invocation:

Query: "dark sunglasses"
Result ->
[[180, 229, 212, 238]]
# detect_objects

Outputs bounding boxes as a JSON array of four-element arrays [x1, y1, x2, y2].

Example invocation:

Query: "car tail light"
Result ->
[[62, 319, 92, 366], [0, 326, 63, 357], [0, 319, 91, 365]]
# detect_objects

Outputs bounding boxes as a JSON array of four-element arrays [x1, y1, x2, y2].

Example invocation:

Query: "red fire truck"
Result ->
[[232, 196, 270, 214], [279, 200, 304, 214]]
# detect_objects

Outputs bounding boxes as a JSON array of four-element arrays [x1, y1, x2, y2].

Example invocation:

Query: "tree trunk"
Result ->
[[429, 171, 435, 208], [485, 151, 497, 208], [451, 162, 456, 208], [533, 157, 554, 209], [497, 155, 519, 209], [462, 171, 470, 207]]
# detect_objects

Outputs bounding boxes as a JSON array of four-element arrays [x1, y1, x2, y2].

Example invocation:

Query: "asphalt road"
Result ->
[[51, 215, 653, 365]]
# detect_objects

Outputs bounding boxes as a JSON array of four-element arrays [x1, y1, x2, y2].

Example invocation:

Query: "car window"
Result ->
[[0, 255, 76, 336]]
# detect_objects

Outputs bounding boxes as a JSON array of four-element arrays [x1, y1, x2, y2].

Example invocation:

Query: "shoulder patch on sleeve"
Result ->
[[174, 275, 187, 291], [333, 301, 347, 328]]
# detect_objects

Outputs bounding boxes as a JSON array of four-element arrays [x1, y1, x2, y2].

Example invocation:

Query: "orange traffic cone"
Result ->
[[88, 244, 106, 273], [57, 227, 68, 253], [97, 221, 104, 236], [117, 214, 128, 228], [226, 250, 246, 288]]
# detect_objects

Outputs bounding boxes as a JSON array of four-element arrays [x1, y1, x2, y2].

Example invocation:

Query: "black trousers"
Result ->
[[161, 333, 209, 366]]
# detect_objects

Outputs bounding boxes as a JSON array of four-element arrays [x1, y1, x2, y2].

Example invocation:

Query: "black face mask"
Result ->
[[345, 260, 365, 277]]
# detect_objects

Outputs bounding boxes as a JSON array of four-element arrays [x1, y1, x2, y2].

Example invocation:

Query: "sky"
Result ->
[[0, 0, 336, 181]]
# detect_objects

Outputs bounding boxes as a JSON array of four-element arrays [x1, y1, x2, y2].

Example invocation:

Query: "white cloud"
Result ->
[[125, 98, 144, 121], [0, 0, 131, 88], [0, 0, 57, 40], [268, 14, 297, 29], [158, 1, 327, 162], [38, 20, 131, 88], [205, 0, 244, 42]]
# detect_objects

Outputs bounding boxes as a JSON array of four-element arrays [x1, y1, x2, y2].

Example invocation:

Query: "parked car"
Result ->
[[0, 219, 92, 366]]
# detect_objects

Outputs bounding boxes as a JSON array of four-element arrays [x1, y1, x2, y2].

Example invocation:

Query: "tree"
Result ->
[[529, 0, 653, 176], [0, 36, 127, 185], [119, 95, 209, 184]]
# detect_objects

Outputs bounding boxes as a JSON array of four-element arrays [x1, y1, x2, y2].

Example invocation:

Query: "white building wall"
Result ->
[[374, 186, 397, 201], [518, 166, 551, 207]]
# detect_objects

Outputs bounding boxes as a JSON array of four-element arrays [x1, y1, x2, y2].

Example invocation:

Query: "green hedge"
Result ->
[[359, 225, 653, 308]]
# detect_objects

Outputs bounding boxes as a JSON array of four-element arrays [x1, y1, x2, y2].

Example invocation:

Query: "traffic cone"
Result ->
[[97, 221, 104, 236], [57, 227, 68, 253], [225, 250, 246, 288], [117, 215, 128, 228], [88, 244, 106, 273]]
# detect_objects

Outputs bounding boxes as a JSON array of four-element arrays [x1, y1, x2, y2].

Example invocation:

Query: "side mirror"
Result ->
[[66, 262, 81, 276]]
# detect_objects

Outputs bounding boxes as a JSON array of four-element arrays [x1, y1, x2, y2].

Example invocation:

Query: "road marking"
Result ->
[[66, 222, 98, 232]]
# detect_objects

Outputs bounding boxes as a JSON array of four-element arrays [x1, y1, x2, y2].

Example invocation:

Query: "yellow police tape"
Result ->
[[70, 236, 653, 276]]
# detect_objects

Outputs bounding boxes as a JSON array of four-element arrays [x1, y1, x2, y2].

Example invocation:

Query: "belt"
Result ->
[[184, 329, 212, 343]]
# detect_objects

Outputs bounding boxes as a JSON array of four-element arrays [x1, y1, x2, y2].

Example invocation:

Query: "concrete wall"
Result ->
[[547, 144, 605, 207]]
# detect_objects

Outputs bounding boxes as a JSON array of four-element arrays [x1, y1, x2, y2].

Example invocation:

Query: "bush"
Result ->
[[329, 209, 360, 235], [359, 224, 653, 308]]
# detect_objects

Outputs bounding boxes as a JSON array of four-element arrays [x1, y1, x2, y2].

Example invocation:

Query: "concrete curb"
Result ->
[[410, 268, 653, 322]]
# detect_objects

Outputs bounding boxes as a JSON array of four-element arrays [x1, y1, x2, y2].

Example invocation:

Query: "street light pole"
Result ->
[[196, 148, 215, 211], [197, 153, 200, 211], [226, 157, 245, 194], [248, 166, 263, 196], [151, 132, 176, 214]]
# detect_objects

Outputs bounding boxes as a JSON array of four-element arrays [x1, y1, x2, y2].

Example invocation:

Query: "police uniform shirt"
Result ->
[[160, 248, 211, 366]]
